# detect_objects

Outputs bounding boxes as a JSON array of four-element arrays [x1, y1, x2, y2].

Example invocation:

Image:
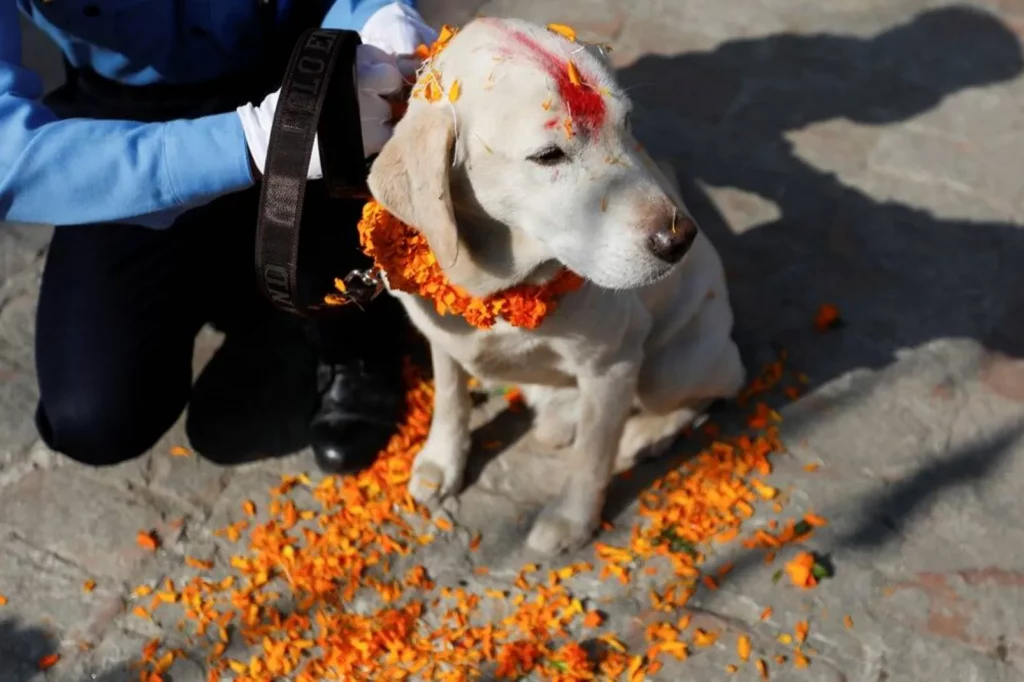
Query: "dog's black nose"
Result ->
[[647, 216, 698, 263]]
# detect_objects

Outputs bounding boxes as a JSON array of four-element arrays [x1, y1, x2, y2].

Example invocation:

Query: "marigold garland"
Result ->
[[326, 23, 585, 330], [346, 201, 584, 330]]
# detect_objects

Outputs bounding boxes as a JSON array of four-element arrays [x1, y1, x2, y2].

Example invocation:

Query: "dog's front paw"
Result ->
[[525, 503, 599, 556], [408, 440, 467, 506]]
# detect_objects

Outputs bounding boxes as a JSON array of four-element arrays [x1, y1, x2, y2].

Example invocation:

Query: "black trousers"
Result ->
[[33, 67, 408, 467]]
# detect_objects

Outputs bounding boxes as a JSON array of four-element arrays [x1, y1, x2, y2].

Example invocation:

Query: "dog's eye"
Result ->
[[528, 146, 568, 166]]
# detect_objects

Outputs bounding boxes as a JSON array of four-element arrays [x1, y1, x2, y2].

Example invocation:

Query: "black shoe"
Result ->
[[310, 358, 406, 474]]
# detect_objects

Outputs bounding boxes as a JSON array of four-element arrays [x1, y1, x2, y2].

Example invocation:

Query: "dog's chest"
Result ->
[[397, 292, 578, 384], [416, 322, 572, 386], [455, 331, 571, 384]]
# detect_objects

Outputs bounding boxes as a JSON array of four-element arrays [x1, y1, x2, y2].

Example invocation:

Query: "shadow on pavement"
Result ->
[[618, 5, 1024, 387], [0, 618, 58, 682], [698, 423, 1022, 603], [840, 423, 1021, 549]]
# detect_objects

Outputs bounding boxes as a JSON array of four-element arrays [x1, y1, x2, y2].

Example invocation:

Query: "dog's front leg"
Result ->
[[409, 344, 472, 505], [526, 359, 638, 555]]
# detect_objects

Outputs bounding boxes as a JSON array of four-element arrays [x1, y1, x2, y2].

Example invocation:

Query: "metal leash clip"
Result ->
[[332, 267, 386, 308]]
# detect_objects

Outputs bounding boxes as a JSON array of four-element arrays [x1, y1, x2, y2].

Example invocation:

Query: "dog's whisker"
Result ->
[[445, 100, 460, 167], [621, 82, 658, 95], [473, 133, 493, 154]]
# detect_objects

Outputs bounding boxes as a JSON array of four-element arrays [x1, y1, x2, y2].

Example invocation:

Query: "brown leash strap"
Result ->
[[255, 28, 372, 318]]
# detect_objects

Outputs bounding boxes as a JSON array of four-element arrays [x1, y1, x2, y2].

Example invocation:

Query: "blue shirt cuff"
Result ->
[[161, 111, 254, 208]]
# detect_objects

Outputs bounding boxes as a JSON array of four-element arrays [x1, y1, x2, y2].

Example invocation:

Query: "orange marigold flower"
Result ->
[[786, 551, 829, 589], [814, 303, 842, 331], [136, 530, 159, 551], [38, 654, 60, 670], [785, 551, 817, 588]]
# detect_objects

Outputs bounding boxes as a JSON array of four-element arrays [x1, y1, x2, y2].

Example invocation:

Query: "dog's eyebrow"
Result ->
[[489, 24, 607, 133]]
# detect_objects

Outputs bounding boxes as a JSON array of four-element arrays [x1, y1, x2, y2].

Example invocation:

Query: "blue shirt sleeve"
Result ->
[[321, 0, 415, 32], [0, 0, 254, 228]]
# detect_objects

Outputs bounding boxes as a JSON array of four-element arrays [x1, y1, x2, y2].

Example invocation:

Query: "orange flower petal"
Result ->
[[547, 23, 577, 41], [737, 634, 751, 661], [566, 60, 582, 87], [136, 530, 159, 551], [38, 654, 60, 670]]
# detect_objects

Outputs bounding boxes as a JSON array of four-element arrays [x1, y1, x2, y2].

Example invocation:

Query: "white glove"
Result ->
[[359, 2, 440, 78], [237, 44, 403, 180]]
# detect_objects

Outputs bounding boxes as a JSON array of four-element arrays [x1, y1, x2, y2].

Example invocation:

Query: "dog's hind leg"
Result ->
[[636, 299, 746, 416], [614, 400, 712, 473], [618, 306, 746, 472]]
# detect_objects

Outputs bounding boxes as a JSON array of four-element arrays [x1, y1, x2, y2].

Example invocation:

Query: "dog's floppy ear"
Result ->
[[367, 104, 459, 267]]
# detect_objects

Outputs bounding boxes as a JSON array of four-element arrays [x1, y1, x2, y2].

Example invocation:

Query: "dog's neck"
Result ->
[[441, 195, 562, 299]]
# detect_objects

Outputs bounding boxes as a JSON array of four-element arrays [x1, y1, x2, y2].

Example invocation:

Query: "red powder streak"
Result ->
[[492, 25, 607, 133], [543, 118, 560, 129]]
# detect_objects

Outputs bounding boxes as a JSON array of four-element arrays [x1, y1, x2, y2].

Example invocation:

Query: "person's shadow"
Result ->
[[618, 5, 1024, 387]]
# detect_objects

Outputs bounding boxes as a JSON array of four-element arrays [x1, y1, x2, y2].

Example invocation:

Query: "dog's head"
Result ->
[[367, 18, 699, 295]]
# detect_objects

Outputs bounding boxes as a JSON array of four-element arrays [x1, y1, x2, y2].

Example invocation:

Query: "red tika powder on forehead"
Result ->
[[490, 23, 608, 133]]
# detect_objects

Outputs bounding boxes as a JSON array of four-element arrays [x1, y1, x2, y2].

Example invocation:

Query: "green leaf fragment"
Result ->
[[793, 520, 813, 536]]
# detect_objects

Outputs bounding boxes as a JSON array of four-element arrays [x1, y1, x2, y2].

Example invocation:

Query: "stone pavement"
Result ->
[[5, 0, 1024, 680]]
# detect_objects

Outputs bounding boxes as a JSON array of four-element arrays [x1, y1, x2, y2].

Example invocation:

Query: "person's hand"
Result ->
[[237, 44, 403, 180], [359, 2, 440, 79]]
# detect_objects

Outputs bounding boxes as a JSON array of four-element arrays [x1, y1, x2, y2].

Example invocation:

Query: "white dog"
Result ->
[[367, 18, 746, 555]]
